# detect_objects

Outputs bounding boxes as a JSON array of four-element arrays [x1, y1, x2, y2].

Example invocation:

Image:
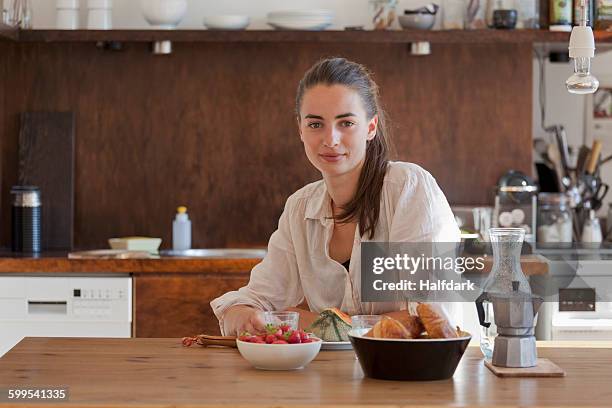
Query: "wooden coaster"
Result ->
[[485, 358, 566, 377]]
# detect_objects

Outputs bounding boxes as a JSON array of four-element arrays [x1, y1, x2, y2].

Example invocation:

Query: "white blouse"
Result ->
[[211, 161, 462, 332]]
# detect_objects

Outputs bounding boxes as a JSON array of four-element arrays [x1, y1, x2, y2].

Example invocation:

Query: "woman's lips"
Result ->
[[319, 153, 346, 163]]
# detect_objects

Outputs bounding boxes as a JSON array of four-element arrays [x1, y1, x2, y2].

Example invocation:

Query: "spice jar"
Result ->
[[369, 0, 397, 30], [537, 193, 573, 245], [444, 0, 466, 28]]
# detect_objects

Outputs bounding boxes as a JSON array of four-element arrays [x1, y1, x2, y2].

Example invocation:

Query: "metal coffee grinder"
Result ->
[[475, 228, 543, 368]]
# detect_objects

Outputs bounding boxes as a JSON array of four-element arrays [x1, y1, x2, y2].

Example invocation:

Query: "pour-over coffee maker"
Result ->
[[475, 228, 543, 368]]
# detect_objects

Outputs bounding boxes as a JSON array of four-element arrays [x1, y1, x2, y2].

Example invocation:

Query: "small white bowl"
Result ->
[[236, 338, 322, 370], [398, 14, 436, 30], [108, 237, 161, 253], [141, 0, 187, 28], [204, 15, 250, 30]]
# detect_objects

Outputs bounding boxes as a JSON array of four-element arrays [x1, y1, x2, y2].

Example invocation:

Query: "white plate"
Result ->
[[268, 9, 334, 18], [203, 15, 250, 30], [268, 18, 333, 26], [321, 341, 352, 350], [268, 21, 332, 31]]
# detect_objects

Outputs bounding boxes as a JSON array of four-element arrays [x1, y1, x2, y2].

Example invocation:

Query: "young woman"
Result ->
[[211, 58, 460, 336]]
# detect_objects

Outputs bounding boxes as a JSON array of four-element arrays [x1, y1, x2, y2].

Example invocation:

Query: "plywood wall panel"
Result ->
[[0, 41, 532, 249]]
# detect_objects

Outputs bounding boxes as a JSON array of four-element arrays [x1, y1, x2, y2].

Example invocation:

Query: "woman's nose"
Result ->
[[323, 128, 341, 147]]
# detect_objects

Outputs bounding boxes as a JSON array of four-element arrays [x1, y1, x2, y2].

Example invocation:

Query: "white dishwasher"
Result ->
[[0, 275, 132, 357]]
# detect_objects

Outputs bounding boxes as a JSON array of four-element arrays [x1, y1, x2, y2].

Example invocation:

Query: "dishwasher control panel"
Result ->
[[0, 276, 132, 321]]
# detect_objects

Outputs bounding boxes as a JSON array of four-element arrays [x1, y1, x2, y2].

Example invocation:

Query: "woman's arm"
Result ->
[[210, 198, 305, 335]]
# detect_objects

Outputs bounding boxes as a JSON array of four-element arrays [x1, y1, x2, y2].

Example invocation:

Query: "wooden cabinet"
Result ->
[[133, 273, 249, 337]]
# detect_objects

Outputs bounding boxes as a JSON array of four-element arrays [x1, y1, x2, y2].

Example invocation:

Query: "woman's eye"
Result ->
[[308, 122, 322, 129], [341, 121, 355, 127]]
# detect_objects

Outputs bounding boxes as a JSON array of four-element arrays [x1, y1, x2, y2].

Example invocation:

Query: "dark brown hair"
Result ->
[[295, 57, 392, 239]]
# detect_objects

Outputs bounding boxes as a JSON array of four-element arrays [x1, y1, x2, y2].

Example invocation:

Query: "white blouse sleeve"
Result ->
[[210, 197, 304, 323], [389, 166, 460, 243]]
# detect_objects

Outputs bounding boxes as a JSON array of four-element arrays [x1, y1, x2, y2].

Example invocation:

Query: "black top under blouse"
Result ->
[[342, 259, 350, 271]]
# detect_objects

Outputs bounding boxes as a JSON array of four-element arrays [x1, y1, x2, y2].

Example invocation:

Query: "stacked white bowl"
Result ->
[[267, 9, 334, 31]]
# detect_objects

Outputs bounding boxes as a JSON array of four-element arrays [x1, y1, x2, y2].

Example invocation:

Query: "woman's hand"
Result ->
[[221, 305, 266, 336]]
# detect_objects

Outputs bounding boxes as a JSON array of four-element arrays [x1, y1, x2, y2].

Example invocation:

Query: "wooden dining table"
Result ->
[[0, 337, 611, 407]]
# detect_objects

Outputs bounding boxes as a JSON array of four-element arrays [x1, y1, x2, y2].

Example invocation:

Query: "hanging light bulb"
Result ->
[[566, 0, 599, 94]]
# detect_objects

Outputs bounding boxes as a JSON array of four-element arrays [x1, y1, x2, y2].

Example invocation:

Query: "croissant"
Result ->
[[416, 303, 458, 339], [365, 316, 414, 339], [392, 312, 425, 339]]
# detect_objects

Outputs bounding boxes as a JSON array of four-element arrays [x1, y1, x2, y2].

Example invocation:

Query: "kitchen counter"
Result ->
[[0, 252, 549, 275], [0, 251, 259, 274], [0, 338, 611, 407]]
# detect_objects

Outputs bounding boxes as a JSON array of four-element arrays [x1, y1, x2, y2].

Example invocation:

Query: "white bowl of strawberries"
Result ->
[[237, 324, 322, 370]]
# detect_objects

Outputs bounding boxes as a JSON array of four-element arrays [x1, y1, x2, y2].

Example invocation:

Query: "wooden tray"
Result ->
[[485, 358, 565, 377]]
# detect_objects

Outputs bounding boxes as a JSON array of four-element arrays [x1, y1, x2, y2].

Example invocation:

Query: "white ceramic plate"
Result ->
[[268, 10, 334, 18], [321, 341, 352, 350], [203, 15, 250, 30], [268, 21, 332, 31]]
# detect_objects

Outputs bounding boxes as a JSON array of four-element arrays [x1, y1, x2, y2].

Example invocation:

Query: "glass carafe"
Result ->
[[478, 228, 530, 360]]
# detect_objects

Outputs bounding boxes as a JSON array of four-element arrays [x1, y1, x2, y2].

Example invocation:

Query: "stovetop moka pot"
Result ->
[[475, 228, 543, 368], [477, 281, 543, 367]]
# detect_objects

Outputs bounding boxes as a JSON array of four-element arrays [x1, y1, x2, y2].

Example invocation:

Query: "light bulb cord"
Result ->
[[579, 0, 588, 26]]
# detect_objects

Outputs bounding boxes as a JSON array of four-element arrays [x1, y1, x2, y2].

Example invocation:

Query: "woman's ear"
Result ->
[[367, 115, 379, 141]]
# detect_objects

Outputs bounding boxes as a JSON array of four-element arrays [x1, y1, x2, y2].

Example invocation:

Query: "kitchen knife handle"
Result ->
[[196, 334, 237, 348], [586, 140, 602, 174]]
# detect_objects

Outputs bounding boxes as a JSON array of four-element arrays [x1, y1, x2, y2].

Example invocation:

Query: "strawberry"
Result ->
[[279, 324, 291, 333], [264, 323, 278, 333], [238, 334, 251, 342], [272, 339, 288, 344], [274, 329, 283, 337], [299, 331, 309, 341], [265, 334, 276, 344], [288, 330, 302, 344], [301, 338, 314, 343]]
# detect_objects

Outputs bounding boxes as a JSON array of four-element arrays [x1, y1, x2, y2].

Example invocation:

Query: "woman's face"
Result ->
[[298, 84, 378, 179]]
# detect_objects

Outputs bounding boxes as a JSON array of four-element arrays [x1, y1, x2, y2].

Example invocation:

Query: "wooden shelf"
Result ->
[[0, 22, 18, 41], [10, 28, 611, 44]]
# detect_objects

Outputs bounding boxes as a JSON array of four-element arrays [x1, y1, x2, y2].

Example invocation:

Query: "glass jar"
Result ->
[[537, 193, 573, 245], [7, 0, 32, 28], [369, 0, 397, 30], [516, 0, 539, 27], [478, 228, 530, 360], [443, 0, 466, 28]]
